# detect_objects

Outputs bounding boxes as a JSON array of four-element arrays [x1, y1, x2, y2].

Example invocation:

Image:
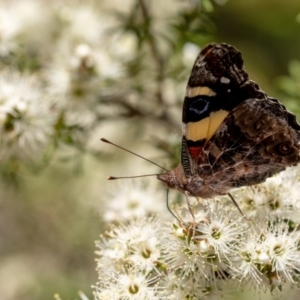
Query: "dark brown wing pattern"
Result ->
[[157, 43, 300, 199], [196, 84, 300, 192]]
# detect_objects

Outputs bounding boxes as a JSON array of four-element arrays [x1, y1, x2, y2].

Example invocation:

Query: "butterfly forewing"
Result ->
[[182, 43, 250, 178]]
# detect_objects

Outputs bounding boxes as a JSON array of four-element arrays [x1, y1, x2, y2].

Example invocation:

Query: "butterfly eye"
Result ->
[[276, 141, 293, 156], [169, 178, 176, 187]]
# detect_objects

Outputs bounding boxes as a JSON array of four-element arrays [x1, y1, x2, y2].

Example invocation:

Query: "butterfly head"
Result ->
[[157, 165, 189, 193]]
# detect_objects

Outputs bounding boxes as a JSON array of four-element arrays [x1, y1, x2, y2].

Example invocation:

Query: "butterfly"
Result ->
[[157, 43, 300, 201], [102, 43, 300, 214]]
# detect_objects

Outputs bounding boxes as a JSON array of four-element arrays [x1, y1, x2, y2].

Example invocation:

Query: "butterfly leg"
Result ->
[[184, 191, 197, 237], [227, 192, 249, 220], [166, 189, 182, 223]]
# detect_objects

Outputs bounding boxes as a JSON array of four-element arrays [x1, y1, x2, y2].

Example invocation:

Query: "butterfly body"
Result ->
[[157, 164, 227, 198], [157, 43, 300, 198]]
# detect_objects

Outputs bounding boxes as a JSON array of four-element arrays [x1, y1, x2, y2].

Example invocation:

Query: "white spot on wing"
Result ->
[[220, 77, 230, 84]]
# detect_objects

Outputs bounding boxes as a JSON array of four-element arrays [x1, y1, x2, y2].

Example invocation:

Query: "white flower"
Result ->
[[95, 236, 128, 273], [43, 3, 137, 141], [161, 203, 245, 289], [160, 271, 232, 300], [262, 224, 300, 282], [0, 70, 56, 162], [50, 3, 123, 81], [57, 4, 110, 48], [195, 204, 246, 259], [237, 237, 264, 285], [103, 180, 168, 222], [95, 218, 165, 298], [94, 268, 160, 300], [96, 217, 166, 278], [0, 0, 48, 56], [130, 237, 161, 273], [0, 4, 22, 55], [93, 286, 118, 300], [237, 220, 300, 291], [46, 42, 123, 133], [228, 166, 300, 222], [264, 174, 282, 188], [182, 42, 201, 66]]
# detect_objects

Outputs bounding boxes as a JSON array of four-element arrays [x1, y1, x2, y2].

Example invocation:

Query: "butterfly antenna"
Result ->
[[101, 138, 168, 180], [108, 174, 161, 180]]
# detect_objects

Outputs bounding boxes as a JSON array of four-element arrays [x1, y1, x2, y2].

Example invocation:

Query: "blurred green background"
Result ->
[[1, 0, 300, 299]]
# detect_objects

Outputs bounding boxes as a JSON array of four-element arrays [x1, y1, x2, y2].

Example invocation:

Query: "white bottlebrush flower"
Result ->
[[0, 70, 56, 163], [93, 286, 118, 300], [195, 204, 246, 259], [261, 224, 300, 282], [161, 203, 245, 290], [46, 2, 136, 92], [57, 3, 110, 48], [94, 267, 161, 300], [276, 165, 300, 223], [46, 41, 123, 135], [236, 231, 266, 287], [160, 273, 230, 300], [45, 42, 100, 138], [95, 217, 166, 299], [52, 2, 123, 81], [129, 236, 161, 273], [46, 42, 99, 99], [95, 189, 300, 298], [95, 166, 300, 298], [237, 220, 300, 292], [227, 165, 300, 222], [103, 180, 169, 222], [96, 217, 165, 275], [46, 39, 123, 114], [43, 3, 136, 142], [0, 3, 22, 56], [0, 0, 51, 57], [227, 186, 255, 213]]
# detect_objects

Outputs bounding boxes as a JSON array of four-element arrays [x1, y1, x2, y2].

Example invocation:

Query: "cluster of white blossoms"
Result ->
[[0, 0, 228, 169], [0, 70, 56, 163], [2, 1, 300, 299], [103, 180, 170, 222], [45, 3, 133, 137], [0, 0, 140, 169], [95, 165, 300, 299], [228, 165, 300, 223], [95, 217, 164, 299]]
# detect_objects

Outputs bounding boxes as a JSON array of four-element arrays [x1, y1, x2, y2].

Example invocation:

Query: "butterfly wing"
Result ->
[[197, 90, 300, 191], [182, 43, 253, 177], [181, 43, 300, 195]]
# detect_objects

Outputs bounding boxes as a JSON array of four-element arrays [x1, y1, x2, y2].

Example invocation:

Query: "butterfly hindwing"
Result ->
[[196, 87, 300, 192], [158, 42, 300, 199]]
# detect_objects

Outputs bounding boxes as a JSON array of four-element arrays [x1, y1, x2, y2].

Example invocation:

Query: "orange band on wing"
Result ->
[[186, 109, 229, 142]]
